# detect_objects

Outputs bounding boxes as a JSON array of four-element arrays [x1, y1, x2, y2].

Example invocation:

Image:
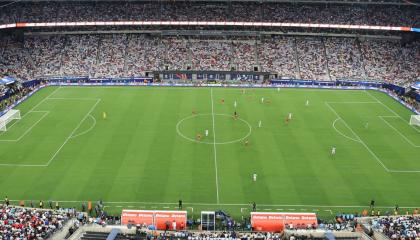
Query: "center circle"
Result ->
[[176, 113, 252, 145]]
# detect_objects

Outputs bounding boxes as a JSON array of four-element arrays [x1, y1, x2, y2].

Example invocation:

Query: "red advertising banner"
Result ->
[[154, 211, 187, 230], [121, 210, 154, 225], [121, 210, 187, 230], [251, 212, 317, 232], [281, 212, 317, 227], [251, 212, 285, 232]]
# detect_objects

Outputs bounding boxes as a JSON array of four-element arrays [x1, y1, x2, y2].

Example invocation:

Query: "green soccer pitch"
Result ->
[[1, 86, 419, 218]]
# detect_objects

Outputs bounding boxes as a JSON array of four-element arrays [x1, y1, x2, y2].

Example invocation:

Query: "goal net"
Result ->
[[0, 109, 21, 131], [409, 115, 420, 127]]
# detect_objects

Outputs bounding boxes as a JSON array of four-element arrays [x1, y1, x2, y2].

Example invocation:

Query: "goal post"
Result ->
[[0, 109, 21, 131], [409, 115, 420, 127]]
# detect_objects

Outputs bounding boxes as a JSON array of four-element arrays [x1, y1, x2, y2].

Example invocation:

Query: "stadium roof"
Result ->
[[0, 0, 418, 5]]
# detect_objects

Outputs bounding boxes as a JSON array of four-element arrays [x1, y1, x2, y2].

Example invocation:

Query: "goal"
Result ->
[[0, 109, 21, 131], [409, 115, 420, 127]]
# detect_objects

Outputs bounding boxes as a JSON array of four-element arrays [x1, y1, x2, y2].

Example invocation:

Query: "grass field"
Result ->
[[1, 86, 419, 218]]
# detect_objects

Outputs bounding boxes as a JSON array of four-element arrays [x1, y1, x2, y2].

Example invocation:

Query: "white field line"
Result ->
[[176, 113, 252, 145], [0, 98, 101, 167], [0, 111, 49, 142], [326, 102, 420, 173], [332, 118, 360, 143], [0, 87, 61, 137], [379, 116, 420, 148], [387, 169, 420, 173], [326, 102, 378, 104], [412, 125, 420, 133], [0, 112, 30, 136], [325, 102, 390, 172], [0, 163, 47, 167], [69, 115, 97, 139], [44, 98, 101, 166], [8, 199, 420, 209], [364, 90, 420, 133], [48, 97, 101, 101], [210, 88, 220, 204], [325, 210, 333, 214], [27, 87, 62, 114]]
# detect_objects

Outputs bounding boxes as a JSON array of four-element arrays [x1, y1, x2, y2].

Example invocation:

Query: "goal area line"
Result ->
[[326, 101, 420, 173], [0, 111, 50, 142], [0, 87, 101, 167]]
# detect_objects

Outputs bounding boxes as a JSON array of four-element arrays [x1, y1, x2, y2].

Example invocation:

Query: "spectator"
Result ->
[[371, 215, 420, 239], [0, 204, 74, 239], [0, 2, 418, 27]]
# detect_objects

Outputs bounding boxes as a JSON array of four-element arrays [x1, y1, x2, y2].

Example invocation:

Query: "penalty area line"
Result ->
[[44, 98, 101, 166], [326, 102, 420, 173], [325, 102, 390, 172], [69, 115, 97, 139], [332, 118, 360, 143], [0, 86, 62, 137], [378, 116, 420, 148], [0, 111, 50, 142], [364, 90, 420, 133]]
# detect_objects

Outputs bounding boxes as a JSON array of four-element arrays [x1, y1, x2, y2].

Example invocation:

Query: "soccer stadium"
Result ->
[[0, 0, 419, 239]]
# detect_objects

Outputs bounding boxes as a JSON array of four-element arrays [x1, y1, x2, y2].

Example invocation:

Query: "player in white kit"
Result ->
[[331, 147, 336, 156], [258, 120, 262, 128], [253, 173, 257, 182], [205, 130, 209, 137]]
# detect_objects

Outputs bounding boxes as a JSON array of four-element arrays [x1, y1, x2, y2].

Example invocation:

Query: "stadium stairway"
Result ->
[[321, 38, 332, 81], [80, 231, 138, 240], [293, 37, 301, 79], [68, 225, 138, 240], [355, 39, 369, 79], [80, 231, 109, 240]]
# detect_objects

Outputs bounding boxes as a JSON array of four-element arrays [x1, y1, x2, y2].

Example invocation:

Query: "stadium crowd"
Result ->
[[0, 35, 418, 86], [1, 197, 419, 240], [0, 81, 35, 112], [371, 215, 420, 239], [0, 204, 76, 239], [0, 2, 418, 27]]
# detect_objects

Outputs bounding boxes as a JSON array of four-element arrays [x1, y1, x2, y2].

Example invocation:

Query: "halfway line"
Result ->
[[210, 88, 220, 204]]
